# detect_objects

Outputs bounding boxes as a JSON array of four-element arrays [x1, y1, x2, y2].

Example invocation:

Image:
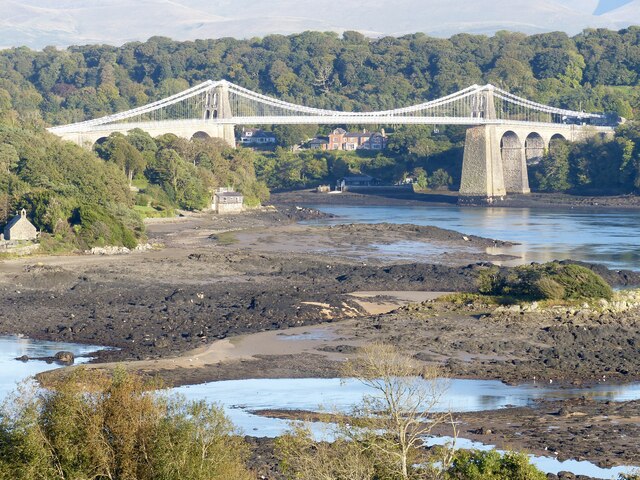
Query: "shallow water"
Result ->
[[305, 205, 640, 271], [173, 377, 640, 479], [0, 335, 104, 399], [173, 377, 640, 435]]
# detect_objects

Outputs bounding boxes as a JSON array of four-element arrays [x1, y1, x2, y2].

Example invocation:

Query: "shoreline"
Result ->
[[270, 188, 640, 210]]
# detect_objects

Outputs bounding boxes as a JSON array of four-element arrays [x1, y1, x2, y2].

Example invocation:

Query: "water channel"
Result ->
[[304, 204, 640, 271], [0, 335, 105, 399]]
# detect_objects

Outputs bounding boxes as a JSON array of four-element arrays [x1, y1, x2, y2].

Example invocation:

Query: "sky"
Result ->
[[1, 0, 639, 50]]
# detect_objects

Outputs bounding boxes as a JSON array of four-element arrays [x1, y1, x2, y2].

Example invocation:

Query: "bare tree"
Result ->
[[342, 343, 457, 479], [277, 343, 457, 480]]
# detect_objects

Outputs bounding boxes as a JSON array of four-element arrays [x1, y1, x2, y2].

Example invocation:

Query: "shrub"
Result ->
[[475, 262, 613, 301], [70, 204, 140, 249], [445, 449, 546, 480], [0, 370, 253, 480]]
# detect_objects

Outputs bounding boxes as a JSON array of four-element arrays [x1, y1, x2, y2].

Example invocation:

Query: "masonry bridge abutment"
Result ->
[[47, 80, 617, 202], [458, 123, 613, 203]]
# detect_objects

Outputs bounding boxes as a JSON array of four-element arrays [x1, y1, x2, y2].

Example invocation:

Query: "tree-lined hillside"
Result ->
[[1, 29, 639, 127]]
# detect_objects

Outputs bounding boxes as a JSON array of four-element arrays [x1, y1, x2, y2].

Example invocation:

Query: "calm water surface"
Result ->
[[305, 205, 640, 271], [174, 377, 640, 479], [0, 335, 103, 399]]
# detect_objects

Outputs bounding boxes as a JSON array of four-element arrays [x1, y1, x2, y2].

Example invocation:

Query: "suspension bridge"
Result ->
[[47, 80, 618, 202]]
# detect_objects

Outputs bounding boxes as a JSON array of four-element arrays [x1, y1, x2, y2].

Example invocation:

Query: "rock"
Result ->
[[87, 246, 131, 255], [54, 351, 75, 364], [557, 472, 576, 479], [16, 355, 29, 361]]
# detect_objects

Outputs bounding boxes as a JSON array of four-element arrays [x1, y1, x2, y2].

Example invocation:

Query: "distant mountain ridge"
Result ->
[[1, 0, 640, 50]]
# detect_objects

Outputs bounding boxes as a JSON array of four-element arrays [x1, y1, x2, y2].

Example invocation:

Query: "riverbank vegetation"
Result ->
[[0, 353, 551, 480], [0, 123, 143, 251], [94, 129, 269, 211], [278, 343, 547, 480]]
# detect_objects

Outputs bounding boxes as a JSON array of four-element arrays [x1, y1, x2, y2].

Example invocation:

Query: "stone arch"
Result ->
[[525, 132, 545, 165], [548, 133, 567, 153], [94, 136, 109, 146], [191, 131, 211, 141], [500, 131, 530, 194]]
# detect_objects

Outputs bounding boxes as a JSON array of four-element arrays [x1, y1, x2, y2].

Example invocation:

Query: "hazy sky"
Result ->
[[1, 0, 639, 50]]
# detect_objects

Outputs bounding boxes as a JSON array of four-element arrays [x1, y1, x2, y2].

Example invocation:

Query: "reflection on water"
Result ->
[[0, 335, 104, 399], [1, 334, 638, 479], [304, 205, 640, 271]]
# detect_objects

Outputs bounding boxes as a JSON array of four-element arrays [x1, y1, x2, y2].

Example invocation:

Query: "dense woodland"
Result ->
[[1, 29, 640, 248]]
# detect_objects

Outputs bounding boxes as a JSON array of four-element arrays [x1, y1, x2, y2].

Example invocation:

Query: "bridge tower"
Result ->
[[460, 86, 506, 203], [203, 81, 236, 147], [459, 85, 529, 203]]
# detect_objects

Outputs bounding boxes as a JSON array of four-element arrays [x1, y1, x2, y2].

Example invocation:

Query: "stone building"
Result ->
[[212, 188, 244, 214], [327, 128, 388, 151], [3, 209, 38, 241]]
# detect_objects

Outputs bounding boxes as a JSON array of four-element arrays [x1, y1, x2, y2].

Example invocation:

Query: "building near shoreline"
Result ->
[[3, 209, 37, 241], [212, 188, 244, 214], [336, 174, 378, 191]]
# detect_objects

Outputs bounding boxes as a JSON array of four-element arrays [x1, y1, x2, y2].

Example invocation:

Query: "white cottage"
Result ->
[[3, 209, 38, 241], [212, 189, 244, 214]]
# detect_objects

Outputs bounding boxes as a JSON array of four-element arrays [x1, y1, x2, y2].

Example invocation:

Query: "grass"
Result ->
[[133, 205, 175, 218], [211, 231, 238, 245]]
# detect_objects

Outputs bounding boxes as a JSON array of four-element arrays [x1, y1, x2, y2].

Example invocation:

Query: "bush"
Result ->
[[476, 262, 613, 301], [445, 449, 546, 480], [0, 370, 253, 480], [70, 204, 140, 249]]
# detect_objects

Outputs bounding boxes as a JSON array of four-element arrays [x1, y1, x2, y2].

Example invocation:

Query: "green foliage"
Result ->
[[71, 204, 139, 249], [1, 31, 639, 196], [536, 138, 571, 192], [0, 123, 141, 250], [0, 370, 253, 480], [476, 262, 613, 301], [428, 168, 454, 190], [445, 450, 547, 480], [3, 29, 640, 129]]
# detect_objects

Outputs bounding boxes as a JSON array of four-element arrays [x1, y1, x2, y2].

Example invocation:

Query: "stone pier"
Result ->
[[459, 125, 506, 203]]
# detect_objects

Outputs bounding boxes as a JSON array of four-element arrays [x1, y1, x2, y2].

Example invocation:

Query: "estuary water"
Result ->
[[173, 377, 640, 479], [304, 204, 640, 271], [2, 204, 640, 478], [0, 335, 104, 399], [1, 341, 639, 478]]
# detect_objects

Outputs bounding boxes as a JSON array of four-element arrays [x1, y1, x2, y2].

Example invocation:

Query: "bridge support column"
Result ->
[[459, 125, 506, 204], [501, 136, 530, 194]]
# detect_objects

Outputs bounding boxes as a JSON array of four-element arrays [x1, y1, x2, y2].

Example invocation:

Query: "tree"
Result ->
[[342, 343, 455, 480], [429, 168, 454, 190], [0, 369, 253, 480], [273, 124, 318, 149], [0, 144, 19, 173], [412, 167, 429, 190], [536, 139, 571, 192], [278, 343, 458, 480]]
